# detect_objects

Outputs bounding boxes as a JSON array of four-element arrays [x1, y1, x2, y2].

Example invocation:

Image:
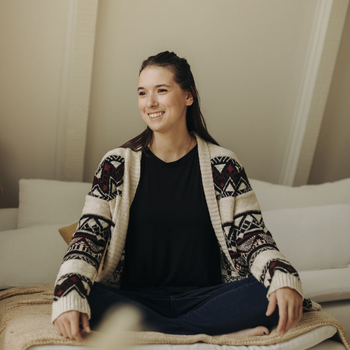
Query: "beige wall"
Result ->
[[2, 0, 346, 209], [0, 0, 70, 208], [308, 5, 350, 184], [83, 0, 319, 184]]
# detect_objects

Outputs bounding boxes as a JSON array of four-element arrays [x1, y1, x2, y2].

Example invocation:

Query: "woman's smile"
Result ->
[[148, 111, 165, 119]]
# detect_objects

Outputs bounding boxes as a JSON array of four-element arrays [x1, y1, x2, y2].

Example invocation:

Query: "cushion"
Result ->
[[262, 204, 350, 271], [18, 179, 91, 228], [0, 224, 68, 289], [299, 268, 350, 303], [250, 177, 350, 211], [58, 221, 78, 244]]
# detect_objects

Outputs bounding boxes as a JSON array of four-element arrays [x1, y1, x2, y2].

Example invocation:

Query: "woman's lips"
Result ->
[[148, 111, 165, 118]]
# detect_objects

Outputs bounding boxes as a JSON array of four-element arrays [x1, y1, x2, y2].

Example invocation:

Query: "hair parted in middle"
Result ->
[[120, 51, 219, 151]]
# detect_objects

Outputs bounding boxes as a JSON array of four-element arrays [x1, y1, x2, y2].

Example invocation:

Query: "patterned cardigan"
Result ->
[[52, 134, 304, 323]]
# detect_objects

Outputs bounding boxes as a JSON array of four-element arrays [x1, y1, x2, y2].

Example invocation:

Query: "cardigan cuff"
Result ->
[[51, 293, 91, 324], [266, 270, 304, 300]]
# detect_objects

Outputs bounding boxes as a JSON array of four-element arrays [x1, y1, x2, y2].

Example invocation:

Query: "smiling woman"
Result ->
[[138, 67, 191, 133], [52, 51, 308, 343], [120, 51, 219, 157]]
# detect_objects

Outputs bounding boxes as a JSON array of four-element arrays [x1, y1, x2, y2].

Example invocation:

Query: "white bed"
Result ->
[[1, 178, 350, 350]]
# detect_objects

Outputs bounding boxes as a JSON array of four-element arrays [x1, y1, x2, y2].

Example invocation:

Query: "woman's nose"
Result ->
[[147, 94, 158, 108]]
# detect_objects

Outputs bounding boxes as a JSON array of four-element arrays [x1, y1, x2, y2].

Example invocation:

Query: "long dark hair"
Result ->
[[120, 51, 219, 151]]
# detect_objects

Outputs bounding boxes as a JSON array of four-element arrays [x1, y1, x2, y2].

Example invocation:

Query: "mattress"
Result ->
[[27, 326, 346, 350]]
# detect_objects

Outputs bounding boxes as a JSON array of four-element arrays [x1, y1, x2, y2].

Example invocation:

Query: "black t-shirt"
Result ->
[[120, 145, 222, 294]]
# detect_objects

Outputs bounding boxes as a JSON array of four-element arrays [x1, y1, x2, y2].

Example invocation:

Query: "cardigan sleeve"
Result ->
[[232, 167, 303, 299], [51, 152, 124, 323], [211, 154, 303, 299]]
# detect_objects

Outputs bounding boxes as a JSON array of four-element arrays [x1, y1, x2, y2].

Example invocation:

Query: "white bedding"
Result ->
[[4, 178, 350, 350], [27, 325, 345, 350]]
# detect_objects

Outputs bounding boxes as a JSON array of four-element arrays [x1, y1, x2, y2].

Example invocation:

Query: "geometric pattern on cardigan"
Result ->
[[89, 155, 125, 201], [218, 246, 246, 283], [105, 250, 125, 288], [222, 210, 280, 279], [261, 259, 300, 286], [232, 211, 267, 239], [53, 273, 92, 301], [211, 157, 252, 200], [234, 212, 278, 268], [303, 298, 313, 309], [62, 214, 112, 271], [257, 258, 315, 310], [53, 215, 113, 303], [210, 155, 293, 284]]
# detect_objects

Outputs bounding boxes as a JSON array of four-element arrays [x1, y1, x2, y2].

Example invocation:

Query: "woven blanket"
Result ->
[[0, 285, 349, 350]]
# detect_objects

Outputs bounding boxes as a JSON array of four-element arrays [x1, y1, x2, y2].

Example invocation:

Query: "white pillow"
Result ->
[[299, 268, 350, 303], [0, 224, 67, 289], [250, 177, 350, 211], [18, 179, 91, 228], [262, 204, 350, 271]]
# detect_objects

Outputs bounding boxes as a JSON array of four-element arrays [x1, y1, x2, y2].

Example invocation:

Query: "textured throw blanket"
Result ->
[[0, 285, 349, 350]]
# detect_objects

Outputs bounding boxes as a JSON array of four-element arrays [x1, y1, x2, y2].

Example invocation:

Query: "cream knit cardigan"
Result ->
[[52, 134, 303, 323]]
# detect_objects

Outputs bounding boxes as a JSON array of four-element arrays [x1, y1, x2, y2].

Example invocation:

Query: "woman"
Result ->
[[52, 51, 303, 342]]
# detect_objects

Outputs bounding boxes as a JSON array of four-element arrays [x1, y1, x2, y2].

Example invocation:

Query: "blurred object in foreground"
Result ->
[[90, 305, 142, 350]]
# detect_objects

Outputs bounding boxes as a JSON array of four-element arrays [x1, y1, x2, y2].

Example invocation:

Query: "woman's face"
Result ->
[[137, 66, 193, 136]]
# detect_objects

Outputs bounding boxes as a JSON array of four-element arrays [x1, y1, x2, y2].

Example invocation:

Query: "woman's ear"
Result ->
[[185, 91, 194, 106]]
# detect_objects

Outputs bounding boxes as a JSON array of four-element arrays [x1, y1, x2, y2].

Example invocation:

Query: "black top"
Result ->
[[120, 145, 222, 294]]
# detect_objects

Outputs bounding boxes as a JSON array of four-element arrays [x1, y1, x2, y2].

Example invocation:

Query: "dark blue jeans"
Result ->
[[87, 275, 279, 335]]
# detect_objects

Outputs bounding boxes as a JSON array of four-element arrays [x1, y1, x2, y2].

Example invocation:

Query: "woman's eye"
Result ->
[[138, 91, 146, 96], [158, 89, 167, 93]]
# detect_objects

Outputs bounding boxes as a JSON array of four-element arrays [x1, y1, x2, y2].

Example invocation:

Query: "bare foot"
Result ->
[[227, 326, 269, 337]]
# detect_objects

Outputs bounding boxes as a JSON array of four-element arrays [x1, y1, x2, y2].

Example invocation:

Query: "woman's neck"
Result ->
[[149, 131, 196, 163]]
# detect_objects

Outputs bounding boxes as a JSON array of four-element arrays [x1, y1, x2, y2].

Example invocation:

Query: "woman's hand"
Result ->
[[53, 310, 90, 342], [266, 287, 303, 337]]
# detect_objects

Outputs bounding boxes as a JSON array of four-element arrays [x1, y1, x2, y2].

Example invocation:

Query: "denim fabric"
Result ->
[[87, 275, 279, 335]]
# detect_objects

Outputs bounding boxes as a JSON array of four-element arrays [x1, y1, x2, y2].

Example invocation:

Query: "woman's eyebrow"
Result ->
[[155, 84, 171, 88], [137, 84, 171, 91]]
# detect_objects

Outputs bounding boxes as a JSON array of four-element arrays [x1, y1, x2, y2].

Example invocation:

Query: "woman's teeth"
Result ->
[[149, 112, 164, 118]]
